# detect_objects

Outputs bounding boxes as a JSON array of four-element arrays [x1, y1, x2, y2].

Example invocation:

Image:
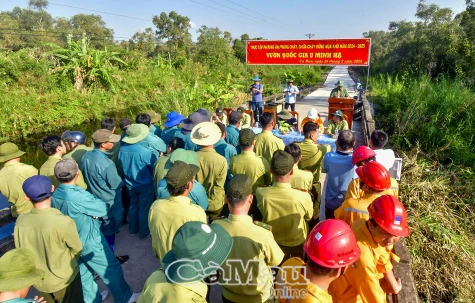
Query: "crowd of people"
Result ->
[[0, 105, 409, 303]]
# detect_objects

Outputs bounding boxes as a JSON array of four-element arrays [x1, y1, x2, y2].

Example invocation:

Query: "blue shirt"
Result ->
[[3, 299, 39, 303], [161, 125, 180, 146], [284, 85, 299, 104], [250, 83, 263, 102], [118, 142, 157, 190], [225, 125, 240, 147], [174, 130, 199, 151], [323, 151, 356, 210], [156, 179, 209, 211], [81, 149, 123, 203], [140, 133, 167, 157], [52, 184, 108, 247], [214, 139, 237, 181], [150, 124, 162, 137]]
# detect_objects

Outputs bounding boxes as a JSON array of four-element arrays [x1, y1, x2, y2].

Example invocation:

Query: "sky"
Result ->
[[0, 0, 467, 41]]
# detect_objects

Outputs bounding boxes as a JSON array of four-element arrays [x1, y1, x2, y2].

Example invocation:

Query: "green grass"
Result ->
[[370, 75, 475, 302]]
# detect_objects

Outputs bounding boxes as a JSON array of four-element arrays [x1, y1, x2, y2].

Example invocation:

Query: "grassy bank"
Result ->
[[370, 76, 475, 302]]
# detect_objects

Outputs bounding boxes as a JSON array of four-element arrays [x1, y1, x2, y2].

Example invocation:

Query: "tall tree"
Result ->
[[195, 25, 234, 68], [152, 11, 191, 56]]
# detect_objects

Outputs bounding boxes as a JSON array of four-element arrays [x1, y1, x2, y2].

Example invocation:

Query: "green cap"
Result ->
[[162, 221, 233, 283], [0, 142, 25, 162], [169, 149, 199, 166], [122, 124, 149, 144], [271, 150, 294, 175], [227, 174, 252, 200], [165, 160, 200, 188], [239, 128, 255, 147], [335, 80, 344, 87], [277, 109, 293, 120], [237, 106, 246, 113], [331, 110, 344, 118], [146, 110, 161, 123], [0, 248, 45, 292]]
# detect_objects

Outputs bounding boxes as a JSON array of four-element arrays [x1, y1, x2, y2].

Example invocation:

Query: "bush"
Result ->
[[371, 75, 475, 167]]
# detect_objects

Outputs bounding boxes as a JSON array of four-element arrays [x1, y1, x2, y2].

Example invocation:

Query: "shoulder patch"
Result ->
[[254, 220, 272, 231]]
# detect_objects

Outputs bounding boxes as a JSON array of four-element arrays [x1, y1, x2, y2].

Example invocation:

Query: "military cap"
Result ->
[[271, 150, 294, 175], [165, 160, 199, 188]]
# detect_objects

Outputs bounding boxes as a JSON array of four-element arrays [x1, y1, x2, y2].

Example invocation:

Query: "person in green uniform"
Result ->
[[61, 131, 93, 165], [39, 135, 87, 190], [145, 110, 163, 137], [14, 175, 84, 303], [256, 150, 313, 263], [100, 118, 122, 173], [230, 129, 272, 193], [153, 137, 185, 192], [212, 107, 228, 125], [161, 111, 185, 146], [52, 159, 141, 303], [149, 160, 207, 261], [254, 112, 285, 165], [284, 143, 313, 192], [326, 110, 350, 137], [237, 106, 252, 129], [330, 80, 350, 98], [191, 122, 227, 220], [81, 129, 126, 256], [213, 174, 284, 303], [225, 111, 242, 147], [138, 221, 233, 303], [296, 122, 331, 221], [0, 143, 37, 217], [0, 248, 46, 303], [214, 122, 237, 183], [136, 113, 167, 157]]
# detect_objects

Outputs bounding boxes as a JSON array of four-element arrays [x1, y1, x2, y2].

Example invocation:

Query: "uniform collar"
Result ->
[[175, 279, 207, 298], [273, 182, 291, 188], [293, 164, 299, 171], [93, 148, 111, 156], [227, 124, 239, 131], [31, 208, 61, 214], [198, 148, 217, 153], [228, 214, 253, 223], [302, 138, 314, 144], [169, 195, 193, 204], [3, 161, 21, 167], [262, 130, 273, 134], [361, 220, 380, 250], [241, 150, 255, 155], [48, 155, 62, 161]]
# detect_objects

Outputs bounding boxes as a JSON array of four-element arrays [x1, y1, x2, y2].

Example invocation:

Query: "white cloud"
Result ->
[[190, 20, 199, 29]]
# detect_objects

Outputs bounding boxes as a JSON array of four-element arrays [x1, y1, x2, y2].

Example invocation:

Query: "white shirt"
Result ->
[[284, 85, 299, 104], [374, 149, 396, 171]]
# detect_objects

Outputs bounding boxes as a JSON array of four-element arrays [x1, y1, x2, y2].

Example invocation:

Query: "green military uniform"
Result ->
[[254, 130, 285, 165], [0, 162, 37, 217], [256, 183, 313, 247], [148, 195, 207, 260], [39, 156, 87, 190], [241, 112, 252, 129], [221, 114, 228, 125], [296, 139, 331, 216], [196, 148, 227, 218], [326, 119, 349, 135], [230, 150, 272, 193], [153, 155, 169, 194], [213, 215, 284, 302], [290, 164, 313, 192], [138, 269, 207, 303], [330, 87, 350, 98], [63, 145, 93, 166], [14, 208, 83, 294]]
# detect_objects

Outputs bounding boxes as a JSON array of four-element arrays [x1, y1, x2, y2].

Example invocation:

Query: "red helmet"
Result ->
[[368, 195, 410, 237], [355, 161, 390, 191], [352, 146, 376, 165], [304, 219, 361, 268]]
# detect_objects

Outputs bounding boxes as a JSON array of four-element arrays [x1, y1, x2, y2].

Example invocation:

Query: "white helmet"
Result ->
[[307, 108, 319, 120]]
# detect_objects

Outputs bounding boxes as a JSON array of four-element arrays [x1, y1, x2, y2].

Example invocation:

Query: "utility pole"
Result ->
[[305, 33, 315, 39]]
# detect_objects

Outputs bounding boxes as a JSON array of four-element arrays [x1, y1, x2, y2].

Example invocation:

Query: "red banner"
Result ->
[[246, 39, 371, 66]]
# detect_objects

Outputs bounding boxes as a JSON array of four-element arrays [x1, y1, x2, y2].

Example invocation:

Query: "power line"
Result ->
[[206, 0, 294, 32], [223, 0, 302, 32], [48, 2, 153, 22], [188, 0, 271, 27]]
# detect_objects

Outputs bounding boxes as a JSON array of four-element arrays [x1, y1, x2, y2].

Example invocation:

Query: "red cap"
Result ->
[[304, 219, 361, 268], [356, 161, 390, 191], [368, 195, 410, 237], [352, 146, 376, 165]]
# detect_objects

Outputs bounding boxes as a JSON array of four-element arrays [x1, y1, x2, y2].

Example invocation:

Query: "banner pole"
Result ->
[[245, 40, 250, 110]]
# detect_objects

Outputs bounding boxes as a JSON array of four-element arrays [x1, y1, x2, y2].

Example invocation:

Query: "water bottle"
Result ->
[[334, 127, 339, 136], [255, 121, 259, 129]]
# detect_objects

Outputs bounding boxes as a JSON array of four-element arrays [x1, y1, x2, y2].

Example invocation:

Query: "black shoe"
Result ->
[[116, 255, 129, 264]]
